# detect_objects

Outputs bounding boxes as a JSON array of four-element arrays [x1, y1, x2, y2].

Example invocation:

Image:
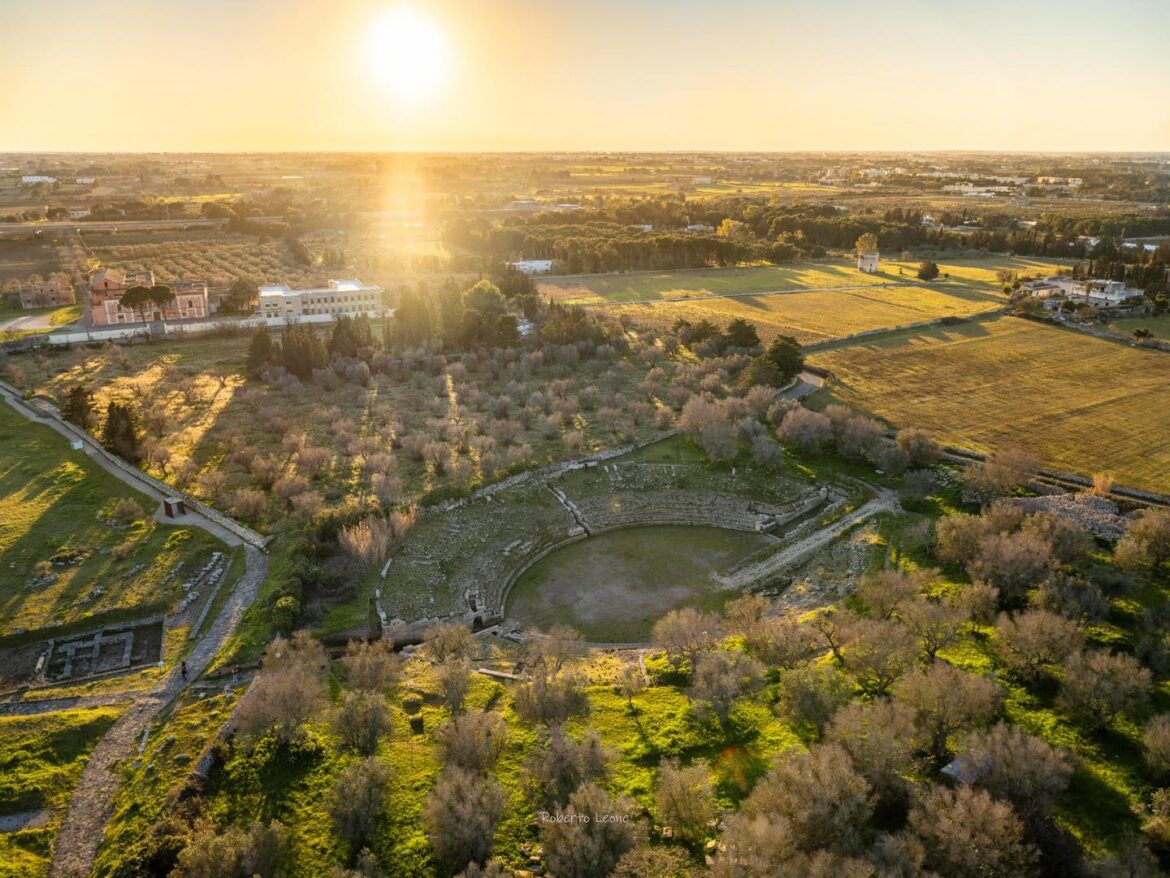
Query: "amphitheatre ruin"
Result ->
[[377, 436, 899, 642]]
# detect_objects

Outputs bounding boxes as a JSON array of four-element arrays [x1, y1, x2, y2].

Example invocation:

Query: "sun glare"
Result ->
[[367, 6, 450, 106]]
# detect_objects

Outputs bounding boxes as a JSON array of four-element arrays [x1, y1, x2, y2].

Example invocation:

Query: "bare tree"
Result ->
[[901, 597, 968, 663], [968, 531, 1056, 608], [612, 846, 701, 878], [540, 784, 642, 878], [334, 690, 393, 756], [330, 757, 392, 850], [1058, 649, 1151, 729], [893, 662, 1002, 765], [1116, 508, 1170, 571], [688, 649, 764, 723], [234, 632, 327, 746], [896, 428, 940, 467], [739, 744, 872, 855], [908, 785, 1038, 878], [527, 625, 585, 676], [436, 657, 473, 714], [778, 407, 834, 453], [840, 618, 918, 696], [964, 447, 1040, 500], [955, 723, 1073, 816], [1143, 714, 1170, 776], [825, 698, 918, 803], [994, 610, 1083, 682], [514, 671, 589, 726], [857, 569, 923, 620], [656, 758, 717, 843], [424, 621, 476, 663], [651, 608, 723, 669], [524, 727, 610, 810], [776, 663, 853, 735], [425, 767, 504, 876], [341, 638, 402, 692], [437, 709, 507, 773]]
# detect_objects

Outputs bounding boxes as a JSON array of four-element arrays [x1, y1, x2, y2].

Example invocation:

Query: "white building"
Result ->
[[508, 260, 553, 275], [69, 207, 90, 220], [1025, 277, 1141, 309], [259, 279, 382, 321], [20, 175, 57, 185], [858, 252, 879, 273], [685, 223, 715, 234]]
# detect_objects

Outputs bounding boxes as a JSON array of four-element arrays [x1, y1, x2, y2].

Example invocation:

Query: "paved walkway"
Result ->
[[0, 377, 269, 876], [0, 382, 244, 547], [716, 490, 901, 590], [48, 546, 267, 878]]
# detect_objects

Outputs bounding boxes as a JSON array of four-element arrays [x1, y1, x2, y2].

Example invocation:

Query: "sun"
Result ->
[[367, 6, 450, 105]]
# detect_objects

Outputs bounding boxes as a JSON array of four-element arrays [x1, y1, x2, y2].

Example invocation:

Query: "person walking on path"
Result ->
[[180, 661, 188, 682]]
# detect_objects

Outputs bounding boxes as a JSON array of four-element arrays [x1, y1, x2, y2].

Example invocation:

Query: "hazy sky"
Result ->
[[2, 0, 1168, 152]]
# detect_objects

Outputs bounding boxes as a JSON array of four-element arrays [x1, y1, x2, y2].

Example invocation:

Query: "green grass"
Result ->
[[0, 402, 223, 636], [1107, 313, 1170, 342], [507, 526, 776, 641], [0, 706, 123, 878], [811, 315, 1170, 493]]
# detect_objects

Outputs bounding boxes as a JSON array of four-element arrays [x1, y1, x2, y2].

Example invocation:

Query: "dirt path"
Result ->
[[716, 491, 900, 590], [48, 545, 267, 878]]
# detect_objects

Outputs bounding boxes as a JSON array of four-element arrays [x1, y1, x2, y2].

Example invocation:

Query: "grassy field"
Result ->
[[538, 256, 1070, 305], [507, 525, 776, 641], [0, 401, 222, 636], [0, 706, 122, 878], [811, 315, 1170, 492], [1107, 313, 1170, 341], [608, 283, 1003, 345]]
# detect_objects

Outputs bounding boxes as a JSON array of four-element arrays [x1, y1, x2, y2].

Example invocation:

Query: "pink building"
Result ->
[[88, 268, 209, 326]]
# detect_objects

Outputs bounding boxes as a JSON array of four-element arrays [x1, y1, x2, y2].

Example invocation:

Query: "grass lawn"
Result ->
[[810, 315, 1170, 492], [0, 401, 222, 635], [506, 525, 776, 641], [0, 706, 123, 878], [1107, 313, 1170, 342]]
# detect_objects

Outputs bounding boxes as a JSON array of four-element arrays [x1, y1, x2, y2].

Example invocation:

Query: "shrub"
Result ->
[[425, 767, 504, 876], [330, 757, 392, 850], [334, 691, 392, 756], [656, 758, 717, 843], [540, 784, 642, 878], [437, 710, 508, 773]]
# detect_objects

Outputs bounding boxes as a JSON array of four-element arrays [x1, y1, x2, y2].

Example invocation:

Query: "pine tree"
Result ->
[[101, 401, 140, 461]]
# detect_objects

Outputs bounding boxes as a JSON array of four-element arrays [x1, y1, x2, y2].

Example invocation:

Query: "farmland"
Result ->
[[811, 315, 1170, 491], [538, 257, 1070, 305], [79, 229, 323, 288], [607, 283, 1002, 345]]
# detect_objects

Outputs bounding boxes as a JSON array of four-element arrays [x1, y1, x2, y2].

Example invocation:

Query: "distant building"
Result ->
[[1024, 276, 1142, 310], [508, 260, 553, 275], [691, 176, 713, 185], [75, 177, 96, 185], [20, 175, 57, 185], [69, 207, 90, 220], [631, 223, 653, 232], [258, 278, 381, 321], [685, 223, 715, 234], [19, 279, 75, 309], [858, 252, 879, 273], [88, 268, 209, 326]]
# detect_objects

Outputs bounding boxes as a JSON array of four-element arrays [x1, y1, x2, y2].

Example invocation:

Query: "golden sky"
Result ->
[[1, 0, 1168, 152]]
